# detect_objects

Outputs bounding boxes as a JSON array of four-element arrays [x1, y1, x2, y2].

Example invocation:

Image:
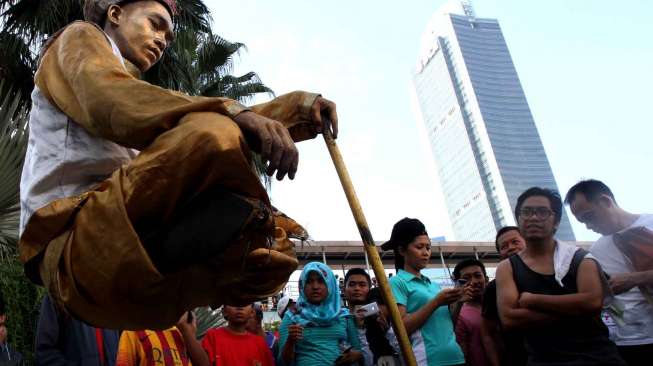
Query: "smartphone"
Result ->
[[355, 302, 380, 318], [187, 311, 194, 324]]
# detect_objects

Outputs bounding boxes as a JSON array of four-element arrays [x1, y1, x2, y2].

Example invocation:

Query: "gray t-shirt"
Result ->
[[590, 214, 653, 346]]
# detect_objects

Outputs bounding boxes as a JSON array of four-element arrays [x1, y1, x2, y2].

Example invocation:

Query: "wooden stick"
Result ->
[[322, 129, 417, 366]]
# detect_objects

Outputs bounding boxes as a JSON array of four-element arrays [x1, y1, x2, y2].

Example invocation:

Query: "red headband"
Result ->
[[156, 0, 178, 16]]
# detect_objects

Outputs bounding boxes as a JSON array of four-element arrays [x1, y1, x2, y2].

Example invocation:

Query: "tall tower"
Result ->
[[413, 1, 575, 241]]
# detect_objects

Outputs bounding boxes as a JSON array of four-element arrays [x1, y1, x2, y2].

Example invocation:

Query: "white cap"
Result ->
[[277, 295, 294, 317]]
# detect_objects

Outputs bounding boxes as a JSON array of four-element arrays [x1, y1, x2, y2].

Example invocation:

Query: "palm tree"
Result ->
[[0, 83, 28, 260], [0, 83, 36, 364], [146, 29, 273, 101], [0, 0, 274, 347]]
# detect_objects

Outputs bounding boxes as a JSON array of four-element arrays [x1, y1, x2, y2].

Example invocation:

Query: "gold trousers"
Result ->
[[20, 112, 299, 330]]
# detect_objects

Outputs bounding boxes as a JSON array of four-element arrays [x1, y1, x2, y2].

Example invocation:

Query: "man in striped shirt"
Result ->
[[116, 322, 191, 366]]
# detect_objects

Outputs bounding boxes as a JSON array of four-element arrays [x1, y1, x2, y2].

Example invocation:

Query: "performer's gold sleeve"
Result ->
[[35, 21, 320, 149], [250, 91, 321, 142]]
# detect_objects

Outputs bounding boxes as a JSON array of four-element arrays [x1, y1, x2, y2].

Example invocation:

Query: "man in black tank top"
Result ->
[[495, 187, 625, 366]]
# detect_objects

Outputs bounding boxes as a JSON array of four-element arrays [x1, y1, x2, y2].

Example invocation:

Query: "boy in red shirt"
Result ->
[[180, 305, 273, 366]]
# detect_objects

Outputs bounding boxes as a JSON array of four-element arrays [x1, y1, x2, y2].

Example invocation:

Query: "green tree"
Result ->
[[0, 83, 38, 364], [0, 257, 43, 364], [0, 83, 27, 260], [0, 0, 273, 360]]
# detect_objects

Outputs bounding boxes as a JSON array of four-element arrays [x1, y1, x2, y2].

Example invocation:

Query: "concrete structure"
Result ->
[[412, 1, 575, 241], [294, 240, 591, 269]]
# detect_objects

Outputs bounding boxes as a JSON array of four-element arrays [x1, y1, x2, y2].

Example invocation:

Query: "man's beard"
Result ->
[[525, 232, 552, 245]]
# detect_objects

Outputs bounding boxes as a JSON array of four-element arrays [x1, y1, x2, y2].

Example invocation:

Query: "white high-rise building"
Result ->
[[413, 1, 575, 241]]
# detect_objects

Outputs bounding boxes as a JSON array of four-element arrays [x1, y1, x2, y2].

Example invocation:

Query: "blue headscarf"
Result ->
[[288, 262, 350, 326]]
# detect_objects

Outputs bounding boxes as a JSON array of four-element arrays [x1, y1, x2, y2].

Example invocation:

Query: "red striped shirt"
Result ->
[[135, 331, 155, 366]]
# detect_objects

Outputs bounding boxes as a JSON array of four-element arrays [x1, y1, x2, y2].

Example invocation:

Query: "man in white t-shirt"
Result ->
[[566, 179, 653, 366]]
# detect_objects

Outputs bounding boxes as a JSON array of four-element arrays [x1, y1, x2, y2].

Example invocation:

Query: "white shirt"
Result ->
[[358, 327, 374, 366], [19, 33, 137, 235], [590, 213, 653, 346], [387, 327, 422, 366]]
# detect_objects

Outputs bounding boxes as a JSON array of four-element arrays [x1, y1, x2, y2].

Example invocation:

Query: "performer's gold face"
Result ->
[[105, 1, 174, 72]]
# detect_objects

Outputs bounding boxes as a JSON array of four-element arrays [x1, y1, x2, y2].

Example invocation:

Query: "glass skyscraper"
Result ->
[[413, 1, 575, 241]]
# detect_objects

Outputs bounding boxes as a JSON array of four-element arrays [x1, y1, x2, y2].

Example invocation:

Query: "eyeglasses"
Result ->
[[519, 207, 554, 220]]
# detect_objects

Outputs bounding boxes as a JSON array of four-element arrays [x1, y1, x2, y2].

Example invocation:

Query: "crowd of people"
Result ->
[[2, 179, 651, 365]]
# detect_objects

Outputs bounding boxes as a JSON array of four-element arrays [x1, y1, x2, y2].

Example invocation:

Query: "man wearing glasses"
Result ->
[[495, 187, 625, 365]]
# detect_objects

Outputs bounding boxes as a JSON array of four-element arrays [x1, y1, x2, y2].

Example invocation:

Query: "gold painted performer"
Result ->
[[18, 0, 338, 330]]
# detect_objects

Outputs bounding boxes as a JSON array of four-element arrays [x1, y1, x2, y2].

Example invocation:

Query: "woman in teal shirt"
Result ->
[[278, 262, 362, 366], [383, 218, 465, 366]]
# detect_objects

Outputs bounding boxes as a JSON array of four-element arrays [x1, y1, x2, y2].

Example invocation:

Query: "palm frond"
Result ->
[[196, 33, 244, 79], [144, 44, 196, 93], [0, 204, 20, 260], [1, 0, 82, 44], [194, 306, 225, 338], [0, 30, 36, 107], [0, 83, 29, 260], [201, 72, 274, 103], [174, 0, 212, 34]]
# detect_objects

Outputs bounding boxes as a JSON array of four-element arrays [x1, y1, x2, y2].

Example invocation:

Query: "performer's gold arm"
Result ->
[[250, 91, 321, 142], [35, 21, 249, 150]]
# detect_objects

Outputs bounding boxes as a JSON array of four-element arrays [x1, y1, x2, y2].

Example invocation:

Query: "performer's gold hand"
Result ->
[[233, 111, 299, 180], [311, 96, 339, 138]]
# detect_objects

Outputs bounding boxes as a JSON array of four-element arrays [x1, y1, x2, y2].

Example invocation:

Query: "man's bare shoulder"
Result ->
[[496, 258, 512, 273]]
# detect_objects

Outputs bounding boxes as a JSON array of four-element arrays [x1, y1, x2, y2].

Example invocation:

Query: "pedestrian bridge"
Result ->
[[294, 240, 592, 269]]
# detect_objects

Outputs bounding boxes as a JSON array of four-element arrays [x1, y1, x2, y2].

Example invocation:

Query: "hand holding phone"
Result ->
[[436, 287, 464, 306], [354, 302, 380, 319], [288, 323, 304, 343], [334, 346, 352, 365], [334, 348, 363, 365]]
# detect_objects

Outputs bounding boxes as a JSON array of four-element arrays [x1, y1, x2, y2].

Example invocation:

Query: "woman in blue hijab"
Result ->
[[278, 262, 362, 365]]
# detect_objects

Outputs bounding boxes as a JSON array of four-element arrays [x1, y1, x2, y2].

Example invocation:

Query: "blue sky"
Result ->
[[207, 0, 653, 242]]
